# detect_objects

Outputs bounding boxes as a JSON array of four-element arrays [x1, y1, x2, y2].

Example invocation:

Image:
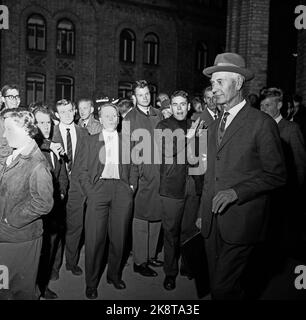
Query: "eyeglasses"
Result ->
[[4, 95, 20, 101]]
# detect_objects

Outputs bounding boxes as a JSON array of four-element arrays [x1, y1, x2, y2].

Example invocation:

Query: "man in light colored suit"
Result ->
[[198, 53, 286, 300], [77, 98, 102, 135]]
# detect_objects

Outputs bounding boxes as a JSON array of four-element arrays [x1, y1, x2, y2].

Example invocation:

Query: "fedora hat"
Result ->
[[203, 52, 254, 81]]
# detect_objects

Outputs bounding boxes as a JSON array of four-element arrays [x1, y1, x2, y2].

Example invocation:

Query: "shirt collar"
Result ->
[[59, 122, 75, 130], [225, 99, 246, 117], [274, 114, 283, 124], [207, 108, 218, 118], [137, 105, 151, 115]]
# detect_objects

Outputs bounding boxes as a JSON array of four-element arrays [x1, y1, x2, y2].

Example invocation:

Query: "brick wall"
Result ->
[[0, 0, 227, 106], [226, 0, 271, 96]]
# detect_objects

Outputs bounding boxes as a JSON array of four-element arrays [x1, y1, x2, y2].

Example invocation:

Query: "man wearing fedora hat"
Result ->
[[198, 52, 286, 299]]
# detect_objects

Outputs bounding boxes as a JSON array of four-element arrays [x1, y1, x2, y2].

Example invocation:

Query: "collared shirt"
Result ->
[[101, 129, 120, 179], [137, 105, 151, 115], [207, 108, 218, 120], [50, 151, 55, 169], [59, 122, 77, 161], [222, 99, 246, 130], [274, 114, 282, 124], [6, 140, 32, 166], [82, 119, 89, 127]]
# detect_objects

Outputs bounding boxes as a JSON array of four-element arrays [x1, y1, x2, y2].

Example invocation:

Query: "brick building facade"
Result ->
[[0, 0, 227, 107]]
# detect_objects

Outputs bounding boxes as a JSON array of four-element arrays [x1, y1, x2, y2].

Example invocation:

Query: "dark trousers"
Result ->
[[0, 237, 42, 300], [161, 176, 201, 277], [38, 204, 65, 293], [85, 179, 133, 288], [205, 215, 254, 300], [65, 188, 86, 268], [161, 196, 185, 277], [181, 176, 200, 245]]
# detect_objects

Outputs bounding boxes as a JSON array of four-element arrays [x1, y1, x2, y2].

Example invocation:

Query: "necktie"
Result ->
[[214, 113, 218, 120], [217, 111, 230, 145], [147, 110, 150, 116], [66, 128, 73, 172]]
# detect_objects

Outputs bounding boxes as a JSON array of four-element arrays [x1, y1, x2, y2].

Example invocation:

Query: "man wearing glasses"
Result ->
[[0, 84, 21, 166], [1, 84, 21, 111]]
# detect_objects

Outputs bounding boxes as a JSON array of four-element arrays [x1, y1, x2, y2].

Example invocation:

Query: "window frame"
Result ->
[[56, 18, 76, 56], [26, 14, 47, 52], [55, 76, 75, 101], [119, 29, 136, 63], [143, 33, 159, 66], [118, 81, 133, 98], [26, 73, 46, 105]]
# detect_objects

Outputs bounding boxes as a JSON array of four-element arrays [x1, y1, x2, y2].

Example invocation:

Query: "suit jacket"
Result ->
[[198, 108, 217, 128], [199, 103, 286, 245], [78, 131, 138, 196], [41, 123, 89, 193], [278, 118, 306, 188], [40, 148, 69, 199], [78, 115, 103, 135]]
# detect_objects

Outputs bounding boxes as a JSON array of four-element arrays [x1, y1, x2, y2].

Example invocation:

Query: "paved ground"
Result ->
[[47, 248, 207, 300], [46, 247, 306, 300]]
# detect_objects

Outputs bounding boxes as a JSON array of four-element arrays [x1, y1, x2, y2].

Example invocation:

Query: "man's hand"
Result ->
[[212, 189, 238, 214], [186, 117, 201, 139], [50, 142, 65, 160], [196, 217, 202, 229]]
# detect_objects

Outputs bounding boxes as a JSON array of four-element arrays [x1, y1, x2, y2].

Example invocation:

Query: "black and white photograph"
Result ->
[[0, 0, 306, 309]]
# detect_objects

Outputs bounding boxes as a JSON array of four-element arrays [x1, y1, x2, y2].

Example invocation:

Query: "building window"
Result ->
[[143, 33, 159, 65], [27, 14, 46, 51], [119, 29, 136, 63], [56, 76, 74, 101], [118, 81, 133, 98], [196, 42, 208, 71], [26, 73, 46, 105], [57, 19, 75, 56], [149, 84, 158, 107]]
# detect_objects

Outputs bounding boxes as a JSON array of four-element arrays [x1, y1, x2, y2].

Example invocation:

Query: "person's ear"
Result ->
[[235, 77, 244, 91], [90, 106, 94, 114], [277, 101, 283, 111], [55, 112, 59, 119], [188, 103, 191, 111]]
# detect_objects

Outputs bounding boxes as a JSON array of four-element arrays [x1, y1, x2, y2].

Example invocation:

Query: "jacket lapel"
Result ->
[[93, 131, 105, 183], [53, 125, 64, 145], [217, 104, 249, 153]]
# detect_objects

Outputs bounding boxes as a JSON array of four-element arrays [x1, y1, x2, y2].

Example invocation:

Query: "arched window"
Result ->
[[57, 19, 75, 56], [143, 33, 159, 65], [27, 14, 46, 51], [118, 81, 133, 98], [196, 42, 208, 71], [56, 76, 74, 101], [119, 29, 136, 63], [26, 73, 46, 105]]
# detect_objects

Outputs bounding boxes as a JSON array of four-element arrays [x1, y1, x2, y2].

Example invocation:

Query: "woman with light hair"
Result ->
[[0, 108, 54, 300]]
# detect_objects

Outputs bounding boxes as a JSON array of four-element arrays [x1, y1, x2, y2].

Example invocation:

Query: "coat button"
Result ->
[[216, 156, 220, 160], [215, 177, 219, 181]]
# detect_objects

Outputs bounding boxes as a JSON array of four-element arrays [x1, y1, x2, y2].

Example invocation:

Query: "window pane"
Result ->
[[26, 74, 45, 105], [120, 29, 135, 63], [57, 20, 75, 56], [27, 15, 46, 51], [56, 77, 74, 101]]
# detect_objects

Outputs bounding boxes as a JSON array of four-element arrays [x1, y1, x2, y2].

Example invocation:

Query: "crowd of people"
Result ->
[[0, 52, 305, 300]]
